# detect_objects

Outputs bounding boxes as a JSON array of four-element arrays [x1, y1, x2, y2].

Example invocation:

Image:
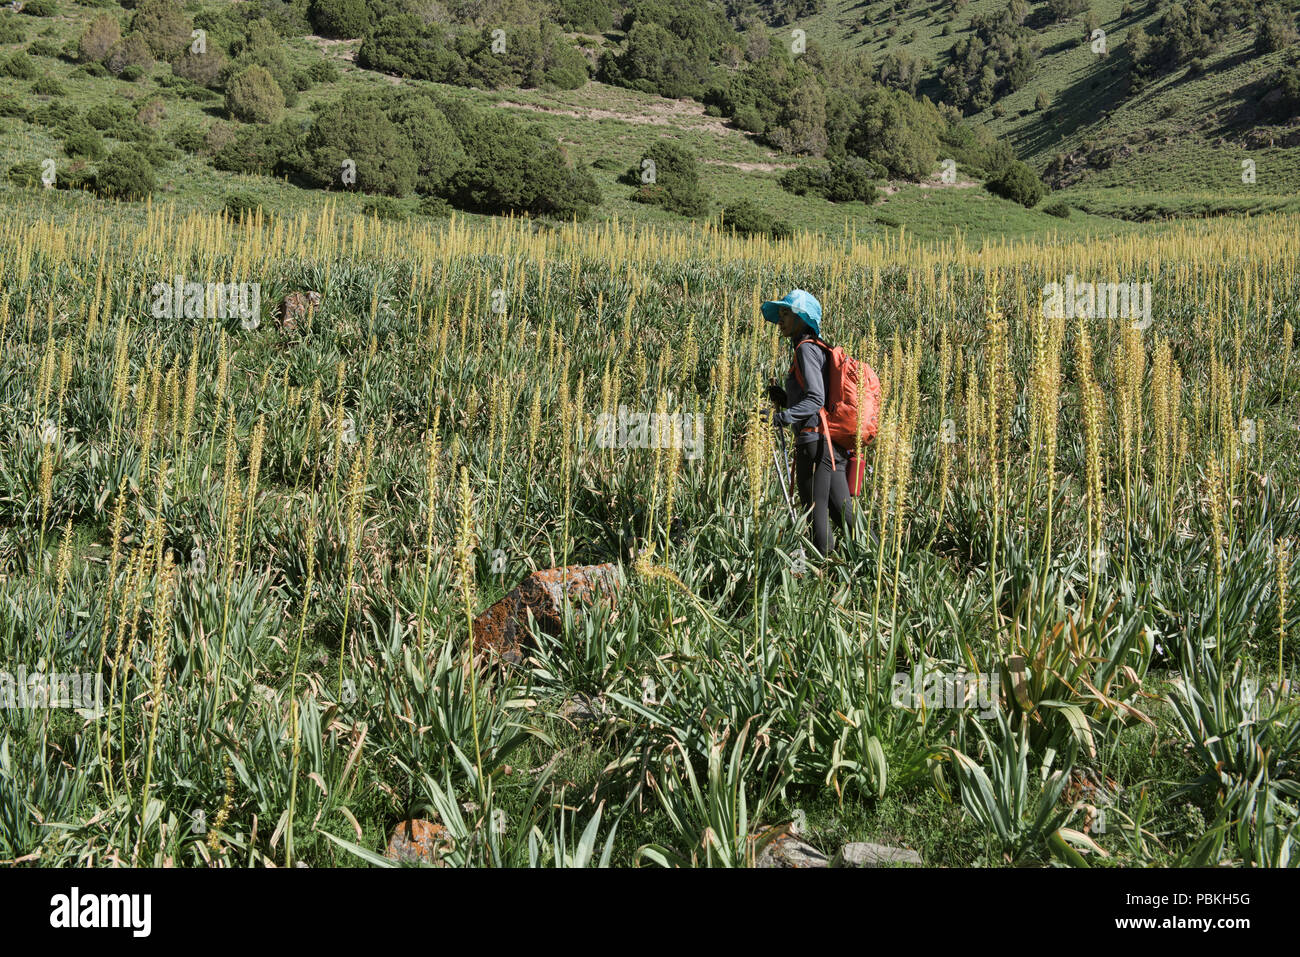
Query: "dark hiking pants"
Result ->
[[794, 435, 853, 557]]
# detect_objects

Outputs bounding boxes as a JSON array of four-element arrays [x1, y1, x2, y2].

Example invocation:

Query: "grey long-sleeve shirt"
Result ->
[[775, 329, 826, 448]]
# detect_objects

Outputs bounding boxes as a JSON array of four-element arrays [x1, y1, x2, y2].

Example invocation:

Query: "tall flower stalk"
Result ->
[[286, 502, 317, 869], [455, 465, 486, 803]]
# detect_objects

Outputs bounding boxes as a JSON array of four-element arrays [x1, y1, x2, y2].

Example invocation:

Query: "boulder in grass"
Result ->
[[472, 563, 623, 664], [830, 842, 922, 867], [278, 290, 320, 332], [752, 825, 829, 868], [385, 819, 451, 866]]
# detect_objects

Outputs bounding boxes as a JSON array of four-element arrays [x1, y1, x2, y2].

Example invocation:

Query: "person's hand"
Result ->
[[770, 408, 788, 427], [766, 384, 787, 408]]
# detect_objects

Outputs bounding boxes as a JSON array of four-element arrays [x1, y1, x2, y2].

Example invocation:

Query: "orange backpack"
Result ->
[[790, 337, 882, 486]]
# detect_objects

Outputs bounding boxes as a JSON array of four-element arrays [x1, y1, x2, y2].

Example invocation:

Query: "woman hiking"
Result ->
[[763, 289, 855, 558]]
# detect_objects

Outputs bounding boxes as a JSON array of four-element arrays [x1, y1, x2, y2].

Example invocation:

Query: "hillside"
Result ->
[[783, 0, 1300, 216], [0, 0, 1298, 236]]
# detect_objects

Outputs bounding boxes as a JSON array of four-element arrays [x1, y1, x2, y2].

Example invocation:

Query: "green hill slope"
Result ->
[[779, 0, 1300, 215], [2, 0, 1297, 237]]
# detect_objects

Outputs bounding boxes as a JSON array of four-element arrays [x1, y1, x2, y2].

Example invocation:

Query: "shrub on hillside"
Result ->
[[779, 157, 879, 203], [765, 78, 829, 155], [94, 146, 157, 200], [601, 20, 707, 99], [65, 129, 106, 160], [362, 196, 408, 221], [1256, 3, 1299, 54], [986, 159, 1045, 207], [2, 52, 38, 80], [381, 91, 467, 195], [0, 93, 28, 119], [556, 0, 621, 32], [706, 45, 822, 142], [779, 165, 824, 196], [732, 104, 764, 134], [226, 1, 310, 39], [19, 0, 56, 15], [226, 65, 286, 123], [211, 122, 302, 175], [1268, 62, 1300, 120], [309, 0, 371, 39], [418, 195, 451, 218], [360, 18, 587, 91], [721, 199, 793, 239], [356, 15, 465, 81], [622, 140, 709, 217], [224, 44, 300, 106], [441, 103, 601, 219], [824, 156, 880, 202], [86, 101, 134, 131], [172, 119, 207, 153], [304, 58, 339, 85], [847, 87, 941, 181], [459, 23, 590, 90], [172, 48, 226, 88], [599, 1, 732, 99], [940, 0, 1038, 113], [1128, 3, 1224, 88], [0, 14, 25, 45], [32, 75, 66, 96], [139, 137, 180, 167], [105, 34, 154, 75], [27, 38, 60, 58], [223, 190, 263, 218], [1041, 199, 1071, 218], [136, 97, 166, 128], [7, 161, 46, 189], [120, 64, 146, 81], [877, 48, 925, 95], [30, 99, 82, 134], [130, 0, 193, 61], [300, 101, 418, 196], [1046, 0, 1087, 22]]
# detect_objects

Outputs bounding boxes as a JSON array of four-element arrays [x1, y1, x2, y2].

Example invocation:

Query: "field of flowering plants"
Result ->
[[1, 193, 1297, 868]]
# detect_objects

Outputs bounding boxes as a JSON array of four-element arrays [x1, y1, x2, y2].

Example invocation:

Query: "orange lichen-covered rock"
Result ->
[[385, 819, 450, 866], [472, 563, 623, 664]]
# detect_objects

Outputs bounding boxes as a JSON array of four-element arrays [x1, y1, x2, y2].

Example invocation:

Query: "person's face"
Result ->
[[777, 305, 803, 338]]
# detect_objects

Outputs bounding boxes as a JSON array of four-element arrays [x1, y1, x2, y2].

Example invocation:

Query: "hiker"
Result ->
[[763, 289, 855, 558]]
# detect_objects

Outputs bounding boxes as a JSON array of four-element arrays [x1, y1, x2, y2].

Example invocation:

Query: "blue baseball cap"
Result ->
[[761, 289, 822, 338]]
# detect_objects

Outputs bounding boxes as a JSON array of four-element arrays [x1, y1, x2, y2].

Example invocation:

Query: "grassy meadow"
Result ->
[[0, 187, 1297, 867]]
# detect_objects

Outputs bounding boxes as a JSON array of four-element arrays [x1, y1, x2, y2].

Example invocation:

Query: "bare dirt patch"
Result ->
[[917, 172, 980, 189], [496, 91, 735, 136], [308, 35, 361, 63], [700, 158, 795, 173]]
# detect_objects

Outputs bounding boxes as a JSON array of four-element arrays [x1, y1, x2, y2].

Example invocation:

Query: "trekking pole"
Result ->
[[772, 423, 799, 527]]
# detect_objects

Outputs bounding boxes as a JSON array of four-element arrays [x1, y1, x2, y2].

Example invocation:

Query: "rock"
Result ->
[[385, 819, 450, 866], [753, 826, 828, 868], [472, 563, 623, 664], [830, 842, 922, 867], [559, 693, 608, 726], [278, 291, 321, 332]]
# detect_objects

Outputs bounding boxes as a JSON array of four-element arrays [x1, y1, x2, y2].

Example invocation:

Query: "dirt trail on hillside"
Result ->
[[496, 95, 734, 135], [309, 35, 360, 63], [497, 96, 800, 171], [700, 158, 794, 172], [917, 172, 979, 189]]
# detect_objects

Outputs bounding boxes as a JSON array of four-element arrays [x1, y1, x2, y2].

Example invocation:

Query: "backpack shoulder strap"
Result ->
[[789, 337, 828, 389]]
